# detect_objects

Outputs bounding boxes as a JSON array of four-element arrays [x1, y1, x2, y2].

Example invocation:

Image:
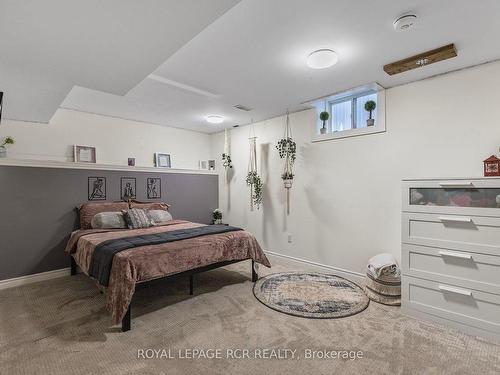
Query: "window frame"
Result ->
[[328, 90, 377, 131], [329, 96, 355, 132], [311, 85, 386, 143]]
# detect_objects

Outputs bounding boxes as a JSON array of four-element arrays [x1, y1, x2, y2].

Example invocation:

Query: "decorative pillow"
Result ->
[[130, 201, 170, 211], [91, 212, 127, 229], [79, 202, 129, 229], [122, 208, 155, 229], [148, 209, 173, 224]]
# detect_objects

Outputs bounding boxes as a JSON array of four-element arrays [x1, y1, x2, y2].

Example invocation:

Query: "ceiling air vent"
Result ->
[[234, 104, 253, 112]]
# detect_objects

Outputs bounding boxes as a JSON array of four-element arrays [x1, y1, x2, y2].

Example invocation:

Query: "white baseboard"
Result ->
[[264, 251, 365, 284], [0, 268, 71, 290]]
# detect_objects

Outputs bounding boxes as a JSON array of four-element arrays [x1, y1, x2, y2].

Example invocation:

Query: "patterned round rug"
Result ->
[[253, 272, 369, 318]]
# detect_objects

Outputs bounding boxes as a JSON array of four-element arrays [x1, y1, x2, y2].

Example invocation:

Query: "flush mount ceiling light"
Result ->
[[206, 115, 224, 124], [307, 49, 338, 69], [393, 14, 418, 32]]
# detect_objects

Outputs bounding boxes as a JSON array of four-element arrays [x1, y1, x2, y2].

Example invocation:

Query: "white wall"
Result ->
[[0, 109, 211, 169], [211, 60, 500, 277]]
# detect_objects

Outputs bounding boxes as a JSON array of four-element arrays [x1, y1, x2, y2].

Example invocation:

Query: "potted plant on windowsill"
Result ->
[[0, 136, 14, 158], [364, 100, 376, 126], [319, 111, 329, 134]]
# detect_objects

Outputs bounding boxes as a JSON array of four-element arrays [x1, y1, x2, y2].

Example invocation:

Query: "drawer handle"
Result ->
[[438, 182, 474, 188], [438, 250, 473, 260], [438, 285, 472, 296], [438, 216, 472, 223]]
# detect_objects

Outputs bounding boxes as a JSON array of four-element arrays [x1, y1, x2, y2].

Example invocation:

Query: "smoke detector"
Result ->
[[393, 14, 417, 32]]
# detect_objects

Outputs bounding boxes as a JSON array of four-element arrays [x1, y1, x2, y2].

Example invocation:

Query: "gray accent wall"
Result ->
[[0, 165, 218, 281]]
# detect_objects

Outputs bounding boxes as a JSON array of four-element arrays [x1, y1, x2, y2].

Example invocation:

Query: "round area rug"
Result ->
[[253, 272, 369, 318]]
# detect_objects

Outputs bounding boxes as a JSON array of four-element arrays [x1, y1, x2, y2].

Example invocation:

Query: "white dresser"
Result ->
[[401, 177, 500, 343]]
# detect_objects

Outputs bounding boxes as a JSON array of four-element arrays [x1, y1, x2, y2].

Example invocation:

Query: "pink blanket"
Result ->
[[65, 220, 271, 324]]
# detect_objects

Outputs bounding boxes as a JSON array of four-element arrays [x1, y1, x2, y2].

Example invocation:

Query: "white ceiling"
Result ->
[[3, 0, 500, 133], [0, 0, 241, 122]]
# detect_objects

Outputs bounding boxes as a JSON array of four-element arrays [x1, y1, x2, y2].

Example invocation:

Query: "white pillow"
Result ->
[[149, 209, 173, 224], [91, 211, 127, 229]]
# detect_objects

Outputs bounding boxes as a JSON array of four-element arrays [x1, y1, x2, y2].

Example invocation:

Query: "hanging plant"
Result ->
[[222, 153, 233, 168], [247, 134, 263, 210], [246, 171, 263, 207], [276, 138, 296, 164], [222, 129, 233, 169], [277, 112, 295, 214]]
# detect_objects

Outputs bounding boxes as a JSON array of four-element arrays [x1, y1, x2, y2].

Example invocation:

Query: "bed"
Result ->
[[65, 202, 271, 331]]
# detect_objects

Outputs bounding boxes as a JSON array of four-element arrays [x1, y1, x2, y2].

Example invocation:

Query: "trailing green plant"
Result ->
[[245, 171, 263, 207], [222, 153, 233, 168], [281, 172, 294, 180], [1, 136, 14, 147], [364, 100, 376, 119], [276, 137, 296, 163]]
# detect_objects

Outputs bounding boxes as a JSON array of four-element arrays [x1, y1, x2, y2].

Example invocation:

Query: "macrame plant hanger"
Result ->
[[282, 111, 294, 214], [248, 122, 258, 211], [222, 128, 232, 184]]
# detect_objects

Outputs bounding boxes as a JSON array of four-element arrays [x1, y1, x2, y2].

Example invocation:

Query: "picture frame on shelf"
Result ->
[[199, 160, 208, 170], [120, 177, 136, 200], [74, 145, 96, 163], [154, 153, 171, 168], [88, 177, 106, 201]]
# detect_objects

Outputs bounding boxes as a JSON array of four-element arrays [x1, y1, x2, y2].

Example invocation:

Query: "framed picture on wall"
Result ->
[[121, 177, 136, 200], [74, 145, 96, 163], [154, 153, 171, 168], [147, 178, 161, 199], [88, 177, 106, 201]]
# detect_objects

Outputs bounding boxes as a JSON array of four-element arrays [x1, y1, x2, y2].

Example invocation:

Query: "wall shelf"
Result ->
[[0, 158, 218, 175]]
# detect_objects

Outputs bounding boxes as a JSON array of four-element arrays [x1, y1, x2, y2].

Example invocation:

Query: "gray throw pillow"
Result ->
[[91, 212, 127, 229], [122, 208, 155, 229], [148, 209, 173, 224]]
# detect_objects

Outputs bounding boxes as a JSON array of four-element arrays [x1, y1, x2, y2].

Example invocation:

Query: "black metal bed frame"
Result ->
[[70, 256, 258, 332]]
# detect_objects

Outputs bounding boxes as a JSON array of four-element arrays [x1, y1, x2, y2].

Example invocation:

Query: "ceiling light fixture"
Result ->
[[307, 49, 338, 69], [206, 115, 224, 124]]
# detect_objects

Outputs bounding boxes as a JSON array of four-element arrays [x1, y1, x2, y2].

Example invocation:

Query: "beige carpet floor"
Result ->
[[1, 259, 499, 375]]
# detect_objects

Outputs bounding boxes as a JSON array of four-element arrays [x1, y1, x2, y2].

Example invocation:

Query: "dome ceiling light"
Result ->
[[307, 49, 339, 69], [206, 115, 224, 124]]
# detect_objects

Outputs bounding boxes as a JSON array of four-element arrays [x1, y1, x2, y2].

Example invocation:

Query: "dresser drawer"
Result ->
[[402, 244, 500, 294], [402, 212, 500, 256], [402, 179, 500, 217], [402, 276, 500, 333]]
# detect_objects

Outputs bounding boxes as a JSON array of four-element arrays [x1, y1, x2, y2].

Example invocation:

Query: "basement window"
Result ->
[[309, 83, 386, 142]]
